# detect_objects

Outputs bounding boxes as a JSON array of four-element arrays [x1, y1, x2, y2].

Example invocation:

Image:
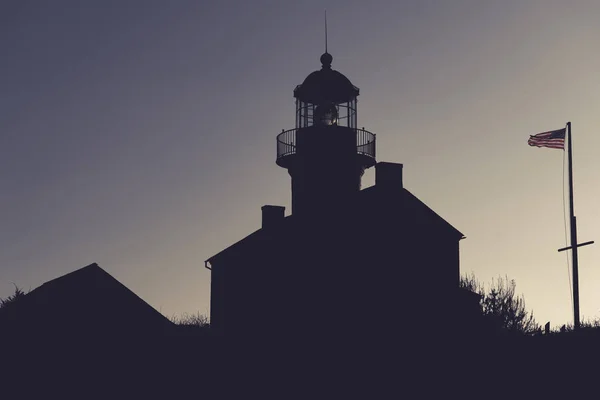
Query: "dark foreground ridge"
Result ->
[[1, 268, 597, 396], [2, 322, 598, 397]]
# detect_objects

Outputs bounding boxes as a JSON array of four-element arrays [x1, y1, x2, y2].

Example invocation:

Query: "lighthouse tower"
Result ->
[[276, 52, 376, 217]]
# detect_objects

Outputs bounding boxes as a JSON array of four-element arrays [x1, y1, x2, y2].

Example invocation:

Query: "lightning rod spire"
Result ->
[[325, 10, 328, 53]]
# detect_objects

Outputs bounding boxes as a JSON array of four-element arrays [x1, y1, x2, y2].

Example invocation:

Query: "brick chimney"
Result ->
[[261, 205, 285, 230], [375, 162, 403, 189]]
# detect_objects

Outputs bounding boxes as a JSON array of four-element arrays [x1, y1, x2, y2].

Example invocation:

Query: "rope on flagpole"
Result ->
[[562, 128, 573, 311]]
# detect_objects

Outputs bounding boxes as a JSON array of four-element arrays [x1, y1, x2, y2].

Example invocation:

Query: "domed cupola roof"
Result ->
[[293, 53, 359, 104]]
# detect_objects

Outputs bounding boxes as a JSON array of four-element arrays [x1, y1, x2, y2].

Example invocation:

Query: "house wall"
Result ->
[[210, 237, 306, 336], [210, 214, 462, 338]]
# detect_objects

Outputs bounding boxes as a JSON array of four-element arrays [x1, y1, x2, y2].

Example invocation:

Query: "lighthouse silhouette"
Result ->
[[205, 51, 483, 341]]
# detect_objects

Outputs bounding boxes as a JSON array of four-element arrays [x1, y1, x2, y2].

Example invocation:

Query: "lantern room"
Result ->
[[276, 52, 376, 172], [293, 53, 359, 129]]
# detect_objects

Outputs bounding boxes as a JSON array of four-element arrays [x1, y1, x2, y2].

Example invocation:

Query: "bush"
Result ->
[[169, 312, 210, 329], [0, 284, 27, 309], [460, 273, 539, 335]]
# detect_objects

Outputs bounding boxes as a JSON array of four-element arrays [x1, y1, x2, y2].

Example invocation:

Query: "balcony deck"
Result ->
[[276, 127, 376, 169]]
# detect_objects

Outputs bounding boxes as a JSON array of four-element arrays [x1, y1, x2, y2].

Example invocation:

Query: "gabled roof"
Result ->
[[403, 188, 465, 239], [206, 216, 297, 265], [0, 263, 174, 335], [206, 184, 464, 265], [358, 185, 464, 240]]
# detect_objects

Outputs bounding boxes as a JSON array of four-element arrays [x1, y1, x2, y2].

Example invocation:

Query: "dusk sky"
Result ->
[[2, 0, 599, 327]]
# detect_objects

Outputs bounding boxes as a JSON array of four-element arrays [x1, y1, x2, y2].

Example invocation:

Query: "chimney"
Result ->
[[261, 205, 285, 230], [375, 162, 403, 189]]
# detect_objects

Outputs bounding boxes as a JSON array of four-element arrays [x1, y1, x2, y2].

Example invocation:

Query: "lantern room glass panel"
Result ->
[[295, 98, 357, 129]]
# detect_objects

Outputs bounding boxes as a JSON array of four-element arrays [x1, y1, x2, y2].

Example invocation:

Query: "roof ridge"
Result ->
[[37, 262, 102, 289], [402, 188, 464, 238]]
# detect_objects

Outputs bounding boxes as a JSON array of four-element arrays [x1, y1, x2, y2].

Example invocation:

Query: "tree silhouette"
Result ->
[[461, 274, 539, 334]]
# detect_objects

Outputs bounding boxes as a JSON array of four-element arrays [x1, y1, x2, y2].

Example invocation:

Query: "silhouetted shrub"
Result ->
[[0, 284, 27, 309], [551, 317, 600, 334], [169, 312, 210, 329], [460, 274, 539, 335]]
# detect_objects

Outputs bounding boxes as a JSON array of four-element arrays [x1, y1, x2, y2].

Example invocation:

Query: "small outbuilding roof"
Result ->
[[0, 263, 174, 336]]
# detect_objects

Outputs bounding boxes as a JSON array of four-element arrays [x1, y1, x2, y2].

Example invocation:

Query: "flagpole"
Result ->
[[567, 121, 580, 330]]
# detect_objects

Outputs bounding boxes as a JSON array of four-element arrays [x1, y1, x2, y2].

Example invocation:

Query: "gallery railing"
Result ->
[[276, 127, 376, 163]]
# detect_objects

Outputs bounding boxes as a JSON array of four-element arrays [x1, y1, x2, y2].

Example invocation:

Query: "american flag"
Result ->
[[528, 128, 566, 150]]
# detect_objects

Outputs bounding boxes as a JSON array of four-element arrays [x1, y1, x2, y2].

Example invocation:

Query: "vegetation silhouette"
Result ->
[[0, 284, 28, 309], [169, 311, 210, 328], [460, 273, 539, 335], [169, 311, 211, 336]]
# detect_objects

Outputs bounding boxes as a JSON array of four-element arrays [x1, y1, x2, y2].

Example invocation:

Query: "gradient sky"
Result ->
[[2, 0, 599, 328]]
